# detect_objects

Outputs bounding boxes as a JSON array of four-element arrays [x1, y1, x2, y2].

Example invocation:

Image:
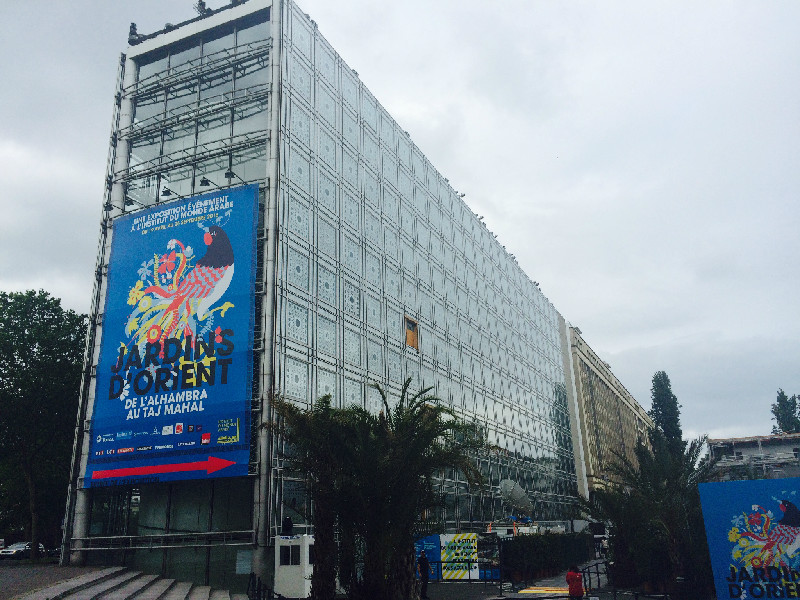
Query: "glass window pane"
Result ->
[[162, 121, 196, 157], [169, 479, 211, 533], [197, 112, 231, 150], [236, 12, 270, 47], [169, 39, 201, 72], [137, 49, 168, 82], [129, 132, 161, 169], [233, 99, 268, 137], [134, 483, 169, 535], [134, 91, 165, 125], [200, 69, 234, 104], [126, 175, 158, 208], [232, 146, 267, 183], [203, 25, 235, 58], [211, 478, 252, 531], [161, 165, 193, 197], [195, 155, 230, 193], [235, 55, 269, 91], [166, 81, 198, 115]]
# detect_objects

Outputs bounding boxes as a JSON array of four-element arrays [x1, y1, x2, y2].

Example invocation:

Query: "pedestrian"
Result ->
[[566, 564, 584, 600], [417, 550, 431, 600]]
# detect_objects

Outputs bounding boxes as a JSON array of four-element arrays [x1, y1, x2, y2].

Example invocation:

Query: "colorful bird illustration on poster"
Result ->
[[700, 479, 800, 600], [126, 220, 235, 354], [728, 499, 800, 570]]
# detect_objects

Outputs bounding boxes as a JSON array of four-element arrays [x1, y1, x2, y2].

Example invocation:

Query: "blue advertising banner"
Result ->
[[414, 535, 442, 581], [699, 478, 800, 599], [83, 185, 259, 487]]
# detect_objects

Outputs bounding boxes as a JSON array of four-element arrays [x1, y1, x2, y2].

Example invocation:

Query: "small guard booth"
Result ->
[[274, 534, 314, 598]]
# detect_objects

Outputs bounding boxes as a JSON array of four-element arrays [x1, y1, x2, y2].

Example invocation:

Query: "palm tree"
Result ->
[[589, 431, 716, 595], [271, 395, 345, 600], [272, 379, 486, 600], [371, 379, 485, 600]]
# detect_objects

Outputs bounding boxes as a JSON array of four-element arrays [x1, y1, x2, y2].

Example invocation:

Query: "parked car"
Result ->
[[0, 542, 45, 559]]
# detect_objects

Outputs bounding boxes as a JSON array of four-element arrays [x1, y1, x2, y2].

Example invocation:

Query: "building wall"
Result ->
[[273, 0, 578, 528], [709, 434, 800, 480], [67, 0, 587, 587], [560, 324, 651, 497], [64, 3, 275, 590]]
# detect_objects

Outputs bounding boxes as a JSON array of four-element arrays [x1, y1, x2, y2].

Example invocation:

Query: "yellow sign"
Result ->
[[440, 533, 478, 580]]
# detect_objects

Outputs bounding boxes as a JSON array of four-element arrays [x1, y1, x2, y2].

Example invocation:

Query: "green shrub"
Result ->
[[501, 532, 593, 582]]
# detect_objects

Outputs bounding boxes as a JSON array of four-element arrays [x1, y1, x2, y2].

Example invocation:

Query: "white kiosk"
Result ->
[[274, 534, 314, 599]]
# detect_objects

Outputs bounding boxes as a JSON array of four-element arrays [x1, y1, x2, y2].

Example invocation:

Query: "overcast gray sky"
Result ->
[[1, 1, 798, 440]]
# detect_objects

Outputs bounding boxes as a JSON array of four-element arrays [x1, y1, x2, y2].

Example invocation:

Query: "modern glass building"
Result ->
[[65, 0, 582, 588]]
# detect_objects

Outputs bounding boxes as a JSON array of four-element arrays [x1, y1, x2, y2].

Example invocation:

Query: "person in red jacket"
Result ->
[[566, 564, 584, 600]]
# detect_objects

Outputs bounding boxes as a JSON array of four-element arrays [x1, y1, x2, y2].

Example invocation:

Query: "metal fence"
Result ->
[[247, 573, 286, 600]]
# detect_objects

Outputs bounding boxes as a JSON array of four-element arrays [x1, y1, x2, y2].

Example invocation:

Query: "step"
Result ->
[[230, 594, 249, 600], [21, 567, 128, 600], [63, 570, 142, 600], [161, 581, 193, 600], [98, 573, 159, 600], [132, 578, 176, 600], [209, 590, 231, 600], [186, 585, 211, 600]]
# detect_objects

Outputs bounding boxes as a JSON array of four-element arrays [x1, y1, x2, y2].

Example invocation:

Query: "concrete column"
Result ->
[[252, 0, 283, 581]]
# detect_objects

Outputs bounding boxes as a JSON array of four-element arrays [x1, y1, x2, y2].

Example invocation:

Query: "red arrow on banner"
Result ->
[[91, 456, 236, 479]]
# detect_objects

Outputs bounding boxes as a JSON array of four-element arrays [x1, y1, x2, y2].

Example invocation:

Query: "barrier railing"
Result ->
[[247, 573, 286, 600], [420, 559, 501, 582]]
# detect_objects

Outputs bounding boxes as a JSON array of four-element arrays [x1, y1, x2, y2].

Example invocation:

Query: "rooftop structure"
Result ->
[[708, 433, 800, 481]]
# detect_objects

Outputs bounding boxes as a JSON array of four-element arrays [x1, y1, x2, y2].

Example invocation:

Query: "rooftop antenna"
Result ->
[[194, 1, 212, 15], [128, 23, 139, 45]]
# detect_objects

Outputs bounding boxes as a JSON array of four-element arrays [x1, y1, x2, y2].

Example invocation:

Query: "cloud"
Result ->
[[606, 333, 800, 438], [0, 139, 100, 312], [0, 0, 798, 440]]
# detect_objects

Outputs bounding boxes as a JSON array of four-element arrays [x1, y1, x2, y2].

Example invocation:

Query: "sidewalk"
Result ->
[[0, 562, 105, 600], [427, 560, 608, 600], [0, 560, 607, 600]]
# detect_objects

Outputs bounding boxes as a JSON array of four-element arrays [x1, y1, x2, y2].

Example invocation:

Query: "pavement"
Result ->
[[0, 559, 607, 600], [427, 560, 609, 600], [0, 560, 105, 600]]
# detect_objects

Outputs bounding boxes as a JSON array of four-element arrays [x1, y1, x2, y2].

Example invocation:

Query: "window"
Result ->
[[279, 545, 301, 566], [404, 316, 419, 350]]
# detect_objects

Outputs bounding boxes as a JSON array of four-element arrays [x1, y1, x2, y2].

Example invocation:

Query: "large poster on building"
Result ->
[[83, 184, 258, 487], [699, 478, 800, 599]]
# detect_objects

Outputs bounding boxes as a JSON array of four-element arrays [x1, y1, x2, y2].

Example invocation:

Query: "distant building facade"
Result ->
[[708, 433, 800, 480], [560, 323, 652, 498]]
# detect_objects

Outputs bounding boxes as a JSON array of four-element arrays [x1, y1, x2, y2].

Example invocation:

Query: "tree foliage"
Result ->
[[271, 379, 485, 600], [0, 290, 87, 558], [588, 434, 717, 595], [648, 371, 684, 455], [501, 532, 593, 582], [771, 389, 800, 434]]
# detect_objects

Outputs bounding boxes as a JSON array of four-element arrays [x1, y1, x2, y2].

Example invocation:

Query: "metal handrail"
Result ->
[[71, 529, 254, 551]]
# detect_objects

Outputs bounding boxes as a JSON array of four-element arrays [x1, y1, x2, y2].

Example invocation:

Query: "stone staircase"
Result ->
[[19, 567, 250, 600]]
